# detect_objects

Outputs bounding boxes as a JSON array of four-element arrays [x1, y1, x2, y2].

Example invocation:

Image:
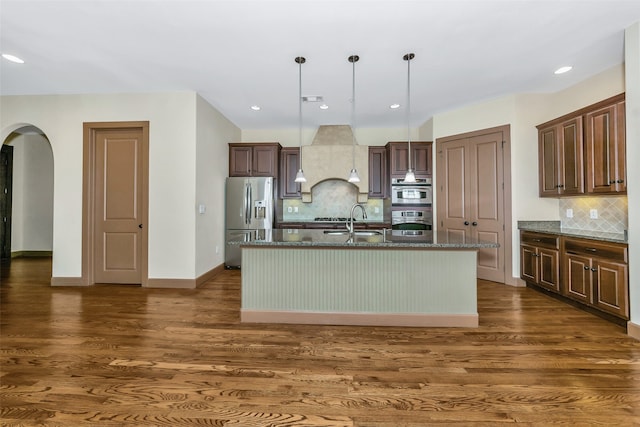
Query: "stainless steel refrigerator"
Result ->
[[225, 177, 274, 268]]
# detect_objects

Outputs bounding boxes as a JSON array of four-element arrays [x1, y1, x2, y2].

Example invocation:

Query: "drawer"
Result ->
[[521, 231, 559, 249], [564, 238, 628, 263]]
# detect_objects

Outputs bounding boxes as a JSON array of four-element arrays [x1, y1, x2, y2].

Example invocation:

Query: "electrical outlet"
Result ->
[[287, 206, 293, 213], [215, 246, 219, 254], [566, 209, 573, 218], [294, 206, 298, 213], [590, 209, 598, 219], [374, 207, 380, 214]]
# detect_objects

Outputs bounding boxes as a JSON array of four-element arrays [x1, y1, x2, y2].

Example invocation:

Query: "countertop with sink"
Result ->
[[228, 228, 498, 249]]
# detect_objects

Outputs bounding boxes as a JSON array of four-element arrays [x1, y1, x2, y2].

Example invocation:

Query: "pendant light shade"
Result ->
[[294, 56, 307, 183], [347, 54, 361, 183], [403, 53, 417, 183]]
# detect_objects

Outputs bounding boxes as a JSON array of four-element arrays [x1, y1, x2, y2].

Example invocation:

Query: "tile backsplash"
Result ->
[[282, 179, 384, 221], [559, 196, 628, 233]]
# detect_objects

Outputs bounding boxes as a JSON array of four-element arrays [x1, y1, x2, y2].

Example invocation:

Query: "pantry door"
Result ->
[[437, 125, 512, 284], [83, 122, 149, 285]]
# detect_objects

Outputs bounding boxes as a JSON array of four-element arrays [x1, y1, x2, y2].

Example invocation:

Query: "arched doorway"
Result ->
[[1, 125, 54, 272]]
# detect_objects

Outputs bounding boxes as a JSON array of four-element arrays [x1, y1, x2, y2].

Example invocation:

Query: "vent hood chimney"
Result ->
[[300, 125, 369, 202]]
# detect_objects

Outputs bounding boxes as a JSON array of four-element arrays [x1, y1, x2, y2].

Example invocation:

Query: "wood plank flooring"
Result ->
[[1, 257, 639, 426]]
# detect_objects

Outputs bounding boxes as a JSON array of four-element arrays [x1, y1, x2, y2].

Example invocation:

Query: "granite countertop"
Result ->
[[518, 221, 627, 244], [229, 229, 499, 249]]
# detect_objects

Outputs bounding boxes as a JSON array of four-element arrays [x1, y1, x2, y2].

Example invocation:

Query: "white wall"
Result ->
[[625, 22, 640, 332], [0, 92, 200, 280], [195, 94, 241, 277], [6, 132, 54, 252]]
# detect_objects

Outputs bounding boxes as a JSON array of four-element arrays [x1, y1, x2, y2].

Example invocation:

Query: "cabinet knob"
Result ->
[[591, 267, 598, 272], [586, 248, 597, 252], [617, 179, 624, 184], [464, 221, 470, 226], [583, 266, 590, 270], [472, 222, 478, 226]]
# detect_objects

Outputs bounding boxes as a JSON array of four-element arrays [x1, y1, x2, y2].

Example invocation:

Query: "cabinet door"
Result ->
[[559, 117, 584, 195], [229, 146, 252, 177], [368, 146, 387, 198], [412, 143, 433, 177], [538, 248, 559, 292], [252, 145, 278, 177], [564, 254, 592, 304], [538, 126, 560, 196], [280, 147, 301, 198], [593, 260, 628, 318], [585, 100, 626, 194], [520, 245, 538, 283], [388, 142, 432, 178]]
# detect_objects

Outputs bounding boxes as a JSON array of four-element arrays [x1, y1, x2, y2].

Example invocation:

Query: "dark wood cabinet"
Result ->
[[537, 93, 626, 198], [563, 237, 629, 319], [585, 95, 626, 194], [520, 231, 560, 293], [279, 147, 301, 199], [520, 231, 629, 322], [387, 141, 432, 178], [368, 146, 387, 198], [537, 116, 584, 197], [228, 143, 280, 177]]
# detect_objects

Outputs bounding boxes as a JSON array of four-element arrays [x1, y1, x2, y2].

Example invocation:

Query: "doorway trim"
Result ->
[[436, 124, 515, 286], [82, 121, 149, 286]]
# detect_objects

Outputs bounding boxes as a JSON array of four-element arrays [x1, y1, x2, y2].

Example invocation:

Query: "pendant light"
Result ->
[[347, 54, 361, 183], [403, 53, 417, 183], [294, 56, 307, 183]]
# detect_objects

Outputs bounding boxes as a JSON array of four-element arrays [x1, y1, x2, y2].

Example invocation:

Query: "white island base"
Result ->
[[241, 247, 479, 328]]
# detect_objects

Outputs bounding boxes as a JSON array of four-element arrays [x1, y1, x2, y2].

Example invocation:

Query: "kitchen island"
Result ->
[[230, 229, 498, 328]]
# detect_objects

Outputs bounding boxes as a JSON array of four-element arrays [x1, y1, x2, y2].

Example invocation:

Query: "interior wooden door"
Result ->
[[91, 126, 147, 284], [437, 129, 506, 283]]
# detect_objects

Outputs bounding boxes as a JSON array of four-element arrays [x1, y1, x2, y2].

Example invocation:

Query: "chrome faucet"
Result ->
[[347, 203, 367, 233]]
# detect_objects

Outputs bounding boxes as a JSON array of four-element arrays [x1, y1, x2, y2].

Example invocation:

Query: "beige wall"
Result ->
[[625, 22, 640, 332], [0, 91, 219, 280]]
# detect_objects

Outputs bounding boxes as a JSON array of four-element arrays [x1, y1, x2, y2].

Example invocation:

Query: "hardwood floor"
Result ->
[[1, 257, 639, 426]]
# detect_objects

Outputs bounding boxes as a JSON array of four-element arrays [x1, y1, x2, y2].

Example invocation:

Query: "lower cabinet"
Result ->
[[563, 237, 629, 319], [520, 232, 560, 292], [520, 231, 629, 321]]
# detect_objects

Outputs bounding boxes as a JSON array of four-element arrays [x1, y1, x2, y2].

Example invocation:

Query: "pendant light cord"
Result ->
[[351, 56, 356, 169], [298, 58, 303, 166], [406, 53, 412, 172]]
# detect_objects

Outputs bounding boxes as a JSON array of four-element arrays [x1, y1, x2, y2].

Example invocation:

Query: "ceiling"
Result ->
[[2, 0, 640, 130]]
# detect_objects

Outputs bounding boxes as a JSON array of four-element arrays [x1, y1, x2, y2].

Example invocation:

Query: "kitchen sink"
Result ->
[[323, 230, 384, 236]]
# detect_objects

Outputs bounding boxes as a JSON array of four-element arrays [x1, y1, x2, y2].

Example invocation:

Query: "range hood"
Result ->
[[301, 125, 369, 202]]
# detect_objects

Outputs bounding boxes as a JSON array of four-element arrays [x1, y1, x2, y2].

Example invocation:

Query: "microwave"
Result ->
[[391, 177, 432, 205]]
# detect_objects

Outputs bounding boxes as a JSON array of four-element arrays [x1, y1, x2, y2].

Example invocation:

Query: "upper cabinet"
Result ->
[[387, 141, 433, 178], [536, 93, 626, 198], [584, 96, 626, 194], [368, 146, 387, 198], [538, 116, 584, 196], [279, 147, 301, 199], [228, 143, 281, 177]]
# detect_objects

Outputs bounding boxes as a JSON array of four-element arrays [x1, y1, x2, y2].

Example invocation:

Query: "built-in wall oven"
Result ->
[[391, 177, 432, 205], [391, 208, 432, 231]]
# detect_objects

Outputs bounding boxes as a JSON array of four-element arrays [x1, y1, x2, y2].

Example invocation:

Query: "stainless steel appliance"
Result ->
[[391, 177, 432, 205], [225, 177, 274, 268], [391, 208, 432, 230]]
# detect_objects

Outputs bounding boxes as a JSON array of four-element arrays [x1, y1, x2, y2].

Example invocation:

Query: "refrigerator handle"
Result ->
[[248, 183, 253, 224], [244, 183, 250, 225]]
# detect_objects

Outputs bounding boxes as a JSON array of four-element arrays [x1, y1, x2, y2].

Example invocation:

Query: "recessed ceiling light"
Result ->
[[390, 103, 400, 109], [250, 105, 261, 111], [554, 66, 573, 75], [319, 104, 329, 110], [2, 53, 24, 64]]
